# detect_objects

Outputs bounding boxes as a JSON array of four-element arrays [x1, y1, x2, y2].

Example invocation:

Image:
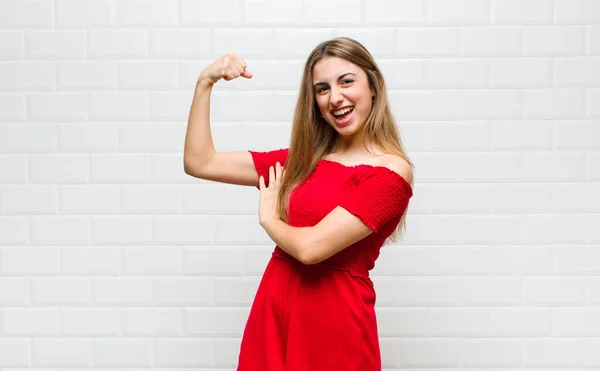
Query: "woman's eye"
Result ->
[[316, 80, 352, 93]]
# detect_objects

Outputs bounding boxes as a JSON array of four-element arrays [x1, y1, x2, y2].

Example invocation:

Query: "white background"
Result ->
[[0, 0, 599, 369]]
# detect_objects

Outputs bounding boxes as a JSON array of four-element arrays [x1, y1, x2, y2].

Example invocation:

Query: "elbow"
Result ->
[[297, 227, 325, 265], [183, 151, 215, 177], [183, 154, 193, 175], [297, 242, 322, 266], [183, 162, 195, 176], [299, 252, 317, 265], [295, 233, 313, 265], [183, 159, 191, 175], [298, 251, 314, 265], [183, 155, 202, 177]]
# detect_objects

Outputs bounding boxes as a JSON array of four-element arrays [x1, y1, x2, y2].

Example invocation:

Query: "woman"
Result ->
[[184, 37, 414, 371]]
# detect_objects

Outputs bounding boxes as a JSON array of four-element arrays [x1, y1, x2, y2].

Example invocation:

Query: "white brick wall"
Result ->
[[0, 0, 598, 370]]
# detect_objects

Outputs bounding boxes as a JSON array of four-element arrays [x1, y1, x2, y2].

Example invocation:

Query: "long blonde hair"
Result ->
[[277, 37, 414, 243]]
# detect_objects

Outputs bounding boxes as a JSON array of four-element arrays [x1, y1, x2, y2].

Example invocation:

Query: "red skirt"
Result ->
[[237, 251, 381, 371]]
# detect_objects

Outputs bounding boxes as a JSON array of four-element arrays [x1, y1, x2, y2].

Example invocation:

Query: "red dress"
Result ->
[[237, 148, 413, 371]]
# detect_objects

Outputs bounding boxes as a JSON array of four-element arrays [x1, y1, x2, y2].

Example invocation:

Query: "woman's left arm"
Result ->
[[261, 207, 374, 265], [258, 162, 373, 265]]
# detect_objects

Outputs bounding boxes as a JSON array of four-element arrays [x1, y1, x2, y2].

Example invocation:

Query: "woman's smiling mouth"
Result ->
[[332, 106, 354, 126]]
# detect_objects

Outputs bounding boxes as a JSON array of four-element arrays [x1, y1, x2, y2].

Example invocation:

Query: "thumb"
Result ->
[[241, 70, 253, 79]]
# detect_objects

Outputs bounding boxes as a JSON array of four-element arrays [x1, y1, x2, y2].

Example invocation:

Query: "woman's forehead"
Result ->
[[312, 57, 362, 81]]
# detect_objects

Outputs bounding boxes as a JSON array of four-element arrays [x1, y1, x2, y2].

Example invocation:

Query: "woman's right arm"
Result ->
[[183, 53, 259, 187]]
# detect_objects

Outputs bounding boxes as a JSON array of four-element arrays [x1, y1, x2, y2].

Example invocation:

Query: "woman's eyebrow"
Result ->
[[313, 72, 357, 87]]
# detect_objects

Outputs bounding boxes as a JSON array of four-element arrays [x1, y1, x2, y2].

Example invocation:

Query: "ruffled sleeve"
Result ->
[[248, 148, 289, 189], [338, 166, 413, 234]]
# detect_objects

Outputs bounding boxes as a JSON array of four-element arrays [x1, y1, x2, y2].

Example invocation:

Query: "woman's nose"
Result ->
[[329, 88, 343, 105]]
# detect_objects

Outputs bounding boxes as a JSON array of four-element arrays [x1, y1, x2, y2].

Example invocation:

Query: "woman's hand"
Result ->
[[258, 162, 286, 227], [198, 52, 252, 87]]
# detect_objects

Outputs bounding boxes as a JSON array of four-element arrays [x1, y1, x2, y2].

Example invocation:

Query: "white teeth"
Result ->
[[333, 107, 353, 116]]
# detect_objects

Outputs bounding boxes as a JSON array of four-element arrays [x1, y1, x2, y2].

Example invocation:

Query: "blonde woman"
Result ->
[[184, 37, 414, 371]]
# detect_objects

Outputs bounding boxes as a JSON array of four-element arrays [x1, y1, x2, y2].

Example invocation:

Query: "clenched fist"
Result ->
[[198, 52, 252, 86]]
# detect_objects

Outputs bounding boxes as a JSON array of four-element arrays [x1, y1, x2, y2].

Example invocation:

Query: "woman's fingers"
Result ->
[[231, 55, 250, 79], [222, 54, 249, 81], [199, 52, 251, 85], [265, 163, 284, 189], [269, 164, 275, 188], [238, 57, 252, 78], [224, 64, 247, 80], [275, 162, 281, 188], [233, 58, 251, 79], [224, 63, 237, 80]]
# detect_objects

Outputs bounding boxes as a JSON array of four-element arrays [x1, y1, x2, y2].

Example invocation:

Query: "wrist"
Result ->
[[196, 76, 215, 89]]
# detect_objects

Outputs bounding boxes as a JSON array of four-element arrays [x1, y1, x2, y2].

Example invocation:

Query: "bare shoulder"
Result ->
[[380, 155, 413, 184]]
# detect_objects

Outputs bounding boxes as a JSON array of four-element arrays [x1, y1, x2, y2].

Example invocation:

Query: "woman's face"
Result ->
[[312, 56, 374, 135]]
